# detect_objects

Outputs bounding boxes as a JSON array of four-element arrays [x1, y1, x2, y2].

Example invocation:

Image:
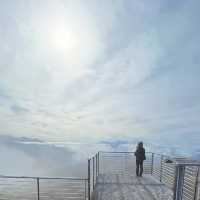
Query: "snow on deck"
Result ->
[[93, 174, 173, 200]]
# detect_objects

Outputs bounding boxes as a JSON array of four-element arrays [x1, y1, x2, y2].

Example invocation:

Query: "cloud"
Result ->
[[2, 134, 197, 177], [0, 0, 199, 154], [10, 104, 29, 114], [0, 135, 88, 176]]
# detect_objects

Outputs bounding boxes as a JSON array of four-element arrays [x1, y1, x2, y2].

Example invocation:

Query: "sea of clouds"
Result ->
[[0, 135, 199, 177]]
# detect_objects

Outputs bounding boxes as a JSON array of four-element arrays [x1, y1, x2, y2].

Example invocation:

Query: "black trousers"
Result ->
[[136, 159, 143, 176]]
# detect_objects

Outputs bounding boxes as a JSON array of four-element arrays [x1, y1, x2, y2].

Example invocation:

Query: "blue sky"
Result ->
[[0, 0, 200, 159]]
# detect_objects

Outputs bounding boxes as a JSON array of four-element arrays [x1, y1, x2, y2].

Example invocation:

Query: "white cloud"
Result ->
[[0, 0, 200, 151]]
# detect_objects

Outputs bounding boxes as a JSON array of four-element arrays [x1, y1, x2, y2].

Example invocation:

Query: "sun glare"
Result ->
[[49, 23, 79, 54], [34, 9, 102, 80]]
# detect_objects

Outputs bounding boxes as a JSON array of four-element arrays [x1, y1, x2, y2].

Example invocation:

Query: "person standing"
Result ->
[[134, 142, 146, 177]]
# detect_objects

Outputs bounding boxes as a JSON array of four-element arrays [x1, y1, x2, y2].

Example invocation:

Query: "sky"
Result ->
[[0, 1, 200, 175]]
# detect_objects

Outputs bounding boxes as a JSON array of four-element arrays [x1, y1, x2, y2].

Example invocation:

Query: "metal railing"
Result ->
[[172, 161, 200, 200], [88, 151, 200, 200], [0, 175, 88, 200], [88, 152, 99, 199], [88, 151, 156, 199], [97, 151, 153, 175], [197, 169, 200, 200]]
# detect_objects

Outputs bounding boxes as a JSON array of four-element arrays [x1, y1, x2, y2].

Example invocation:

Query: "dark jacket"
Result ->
[[135, 147, 146, 161]]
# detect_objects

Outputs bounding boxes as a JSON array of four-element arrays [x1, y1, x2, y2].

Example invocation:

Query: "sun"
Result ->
[[34, 9, 102, 80], [48, 22, 79, 55]]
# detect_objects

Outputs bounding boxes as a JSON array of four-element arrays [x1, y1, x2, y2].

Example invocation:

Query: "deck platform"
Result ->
[[93, 174, 173, 200]]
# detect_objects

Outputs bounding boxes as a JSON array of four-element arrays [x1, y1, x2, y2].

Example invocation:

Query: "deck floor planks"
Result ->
[[93, 174, 173, 200]]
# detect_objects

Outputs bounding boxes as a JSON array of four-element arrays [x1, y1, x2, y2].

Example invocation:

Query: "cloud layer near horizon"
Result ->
[[2, 135, 199, 176], [0, 1, 200, 149]]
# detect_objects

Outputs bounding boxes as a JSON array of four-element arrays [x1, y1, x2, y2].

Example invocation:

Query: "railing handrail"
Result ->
[[99, 151, 135, 154], [173, 161, 200, 166], [98, 151, 167, 156], [98, 151, 173, 164], [98, 151, 200, 165], [0, 175, 87, 181]]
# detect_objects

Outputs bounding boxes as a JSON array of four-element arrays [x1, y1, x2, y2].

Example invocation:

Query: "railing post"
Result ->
[[151, 153, 154, 174], [97, 152, 100, 175], [85, 179, 87, 200], [37, 178, 40, 200], [96, 154, 98, 178], [88, 159, 91, 200], [173, 165, 185, 200], [93, 157, 95, 189], [160, 155, 163, 182], [194, 167, 199, 200]]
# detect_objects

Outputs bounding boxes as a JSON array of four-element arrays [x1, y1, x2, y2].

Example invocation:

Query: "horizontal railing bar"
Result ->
[[183, 194, 194, 199], [184, 180, 195, 187], [162, 176, 174, 182], [175, 163, 200, 166], [162, 170, 175, 177], [99, 151, 153, 154], [153, 171, 160, 174], [185, 170, 196, 176], [162, 177, 174, 183], [162, 180, 174, 186], [162, 177, 174, 184], [162, 166, 175, 172], [184, 177, 196, 184], [99, 151, 135, 154], [162, 175, 174, 181], [40, 192, 84, 195], [162, 168, 175, 175], [39, 197, 85, 199], [40, 186, 85, 188], [186, 166, 198, 170], [183, 181, 196, 189], [163, 167, 175, 171], [185, 173, 196, 179], [99, 151, 171, 157], [162, 182, 174, 188], [0, 175, 87, 181], [39, 196, 85, 198], [183, 186, 195, 194], [163, 162, 175, 167], [183, 190, 194, 198], [162, 169, 174, 175]]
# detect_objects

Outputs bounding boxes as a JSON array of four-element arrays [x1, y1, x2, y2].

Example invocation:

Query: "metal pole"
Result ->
[[160, 155, 163, 182], [173, 165, 185, 200], [93, 157, 95, 189], [194, 167, 199, 200], [96, 154, 98, 178], [151, 153, 154, 174], [85, 179, 87, 200], [97, 152, 100, 175], [173, 166, 179, 200], [37, 178, 40, 200], [88, 159, 91, 200]]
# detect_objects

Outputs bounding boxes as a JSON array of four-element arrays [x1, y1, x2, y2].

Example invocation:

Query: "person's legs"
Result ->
[[139, 160, 143, 176], [136, 159, 139, 176]]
